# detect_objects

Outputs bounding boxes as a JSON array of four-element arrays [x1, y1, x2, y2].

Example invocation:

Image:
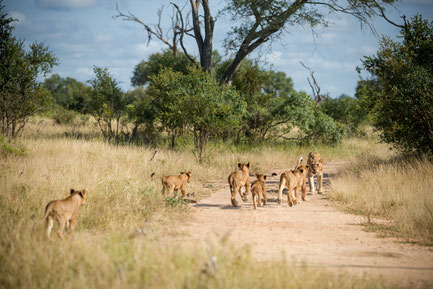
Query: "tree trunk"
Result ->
[[190, 0, 214, 72]]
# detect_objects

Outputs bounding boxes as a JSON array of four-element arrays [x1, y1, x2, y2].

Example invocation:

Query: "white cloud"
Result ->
[[76, 67, 94, 77], [401, 0, 433, 4], [95, 33, 112, 43], [265, 51, 287, 67], [36, 0, 97, 9], [9, 11, 26, 25], [133, 41, 164, 57], [56, 43, 89, 53]]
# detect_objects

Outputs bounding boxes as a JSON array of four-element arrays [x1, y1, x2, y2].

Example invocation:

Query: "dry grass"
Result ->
[[0, 118, 409, 289], [328, 155, 433, 244]]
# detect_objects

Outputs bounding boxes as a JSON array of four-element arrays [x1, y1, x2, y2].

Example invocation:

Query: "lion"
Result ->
[[251, 173, 267, 209], [44, 189, 88, 239], [277, 157, 309, 206], [307, 152, 324, 194], [228, 162, 251, 207], [151, 171, 192, 198]]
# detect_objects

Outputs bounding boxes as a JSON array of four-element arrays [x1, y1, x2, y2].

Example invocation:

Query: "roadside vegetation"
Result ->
[[1, 2, 433, 288], [328, 155, 433, 245]]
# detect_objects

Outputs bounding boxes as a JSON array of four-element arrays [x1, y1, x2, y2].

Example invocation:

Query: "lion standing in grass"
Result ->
[[307, 152, 324, 194], [44, 189, 88, 239], [152, 171, 192, 198]]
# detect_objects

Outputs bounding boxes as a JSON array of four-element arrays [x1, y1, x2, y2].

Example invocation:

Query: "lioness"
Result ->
[[251, 174, 267, 209], [228, 162, 251, 207], [277, 157, 308, 206], [307, 152, 324, 194], [44, 189, 88, 239], [152, 171, 192, 198]]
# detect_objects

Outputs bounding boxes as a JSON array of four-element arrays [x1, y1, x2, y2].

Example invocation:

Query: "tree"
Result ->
[[362, 15, 433, 155], [87, 66, 126, 140], [131, 50, 192, 87], [43, 74, 89, 112], [125, 87, 158, 144], [148, 66, 246, 162], [116, 0, 396, 84], [320, 94, 367, 136], [0, 4, 58, 137]]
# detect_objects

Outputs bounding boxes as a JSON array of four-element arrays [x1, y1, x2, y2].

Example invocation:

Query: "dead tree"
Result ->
[[114, 3, 184, 57], [300, 62, 323, 105]]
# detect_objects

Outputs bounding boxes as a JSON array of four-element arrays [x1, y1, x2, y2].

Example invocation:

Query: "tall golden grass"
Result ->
[[328, 155, 433, 244], [0, 118, 405, 288]]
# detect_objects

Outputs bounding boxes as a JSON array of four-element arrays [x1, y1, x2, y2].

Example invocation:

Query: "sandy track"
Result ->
[[176, 162, 433, 285]]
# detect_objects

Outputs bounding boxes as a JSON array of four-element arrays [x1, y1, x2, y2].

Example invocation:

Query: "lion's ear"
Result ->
[[78, 191, 84, 199], [264, 175, 267, 181], [306, 165, 309, 169], [238, 163, 242, 169], [247, 162, 250, 168], [180, 171, 184, 175], [255, 173, 260, 178], [70, 189, 75, 195], [81, 189, 87, 197]]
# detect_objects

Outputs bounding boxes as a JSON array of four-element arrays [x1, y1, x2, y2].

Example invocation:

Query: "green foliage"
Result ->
[[303, 110, 341, 144], [51, 108, 79, 125], [362, 15, 433, 155], [0, 136, 25, 157], [148, 66, 246, 162], [87, 66, 126, 140], [355, 78, 380, 115], [0, 5, 58, 137], [319, 94, 367, 136], [43, 74, 90, 112], [131, 50, 192, 87], [125, 87, 158, 144]]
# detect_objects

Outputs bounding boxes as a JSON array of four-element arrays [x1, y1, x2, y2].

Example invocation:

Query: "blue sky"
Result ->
[[4, 0, 433, 97]]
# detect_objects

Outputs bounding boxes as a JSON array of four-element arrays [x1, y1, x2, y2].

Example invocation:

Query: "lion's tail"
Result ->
[[43, 201, 53, 221], [295, 156, 303, 170]]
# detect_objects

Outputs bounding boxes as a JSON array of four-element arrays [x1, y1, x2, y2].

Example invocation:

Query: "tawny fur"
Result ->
[[251, 174, 267, 209], [44, 189, 88, 239], [277, 156, 309, 206], [152, 171, 192, 198], [307, 152, 324, 195], [228, 162, 251, 207]]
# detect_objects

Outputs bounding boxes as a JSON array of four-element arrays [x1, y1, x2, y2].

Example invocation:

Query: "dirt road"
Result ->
[[176, 162, 433, 285]]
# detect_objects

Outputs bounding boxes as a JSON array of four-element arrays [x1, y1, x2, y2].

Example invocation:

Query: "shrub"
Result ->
[[362, 15, 433, 155]]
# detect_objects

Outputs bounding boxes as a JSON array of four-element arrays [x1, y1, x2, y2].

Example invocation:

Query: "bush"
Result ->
[[0, 136, 25, 157], [362, 15, 433, 155], [302, 110, 341, 144], [52, 108, 78, 125]]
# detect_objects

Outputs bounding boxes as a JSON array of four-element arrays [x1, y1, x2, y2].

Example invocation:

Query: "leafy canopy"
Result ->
[[362, 15, 433, 155]]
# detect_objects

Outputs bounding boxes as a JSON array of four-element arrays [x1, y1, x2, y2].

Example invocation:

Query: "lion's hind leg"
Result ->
[[277, 175, 286, 204], [45, 215, 54, 239]]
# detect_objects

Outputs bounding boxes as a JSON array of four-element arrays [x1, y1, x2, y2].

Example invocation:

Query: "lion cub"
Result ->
[[44, 189, 88, 239], [277, 157, 309, 206], [228, 162, 251, 207], [152, 171, 192, 198], [251, 174, 267, 209]]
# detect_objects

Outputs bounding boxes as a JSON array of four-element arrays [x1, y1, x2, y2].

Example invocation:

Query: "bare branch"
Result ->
[[371, 0, 406, 29], [113, 2, 178, 55], [300, 62, 322, 105], [171, 2, 196, 65]]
